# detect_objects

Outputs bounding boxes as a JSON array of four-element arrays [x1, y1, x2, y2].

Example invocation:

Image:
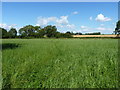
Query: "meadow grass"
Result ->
[[2, 39, 118, 88]]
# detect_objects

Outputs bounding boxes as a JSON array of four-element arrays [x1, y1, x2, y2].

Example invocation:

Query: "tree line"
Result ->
[[0, 25, 102, 39], [114, 20, 120, 35], [1, 25, 88, 39], [1, 20, 120, 38], [1, 25, 74, 38]]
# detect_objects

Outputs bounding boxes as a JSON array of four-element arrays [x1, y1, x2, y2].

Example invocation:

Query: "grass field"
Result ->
[[2, 39, 118, 88]]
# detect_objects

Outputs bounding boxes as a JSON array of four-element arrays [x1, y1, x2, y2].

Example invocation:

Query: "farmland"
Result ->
[[73, 35, 120, 38], [2, 39, 118, 88]]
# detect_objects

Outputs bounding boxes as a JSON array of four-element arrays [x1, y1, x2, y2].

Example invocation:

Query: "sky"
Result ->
[[1, 0, 120, 2], [1, 2, 118, 34]]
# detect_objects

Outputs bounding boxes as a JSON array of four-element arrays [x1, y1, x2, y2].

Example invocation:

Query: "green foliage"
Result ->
[[55, 32, 63, 38], [44, 25, 57, 38], [2, 39, 118, 88], [63, 33, 73, 38], [114, 20, 120, 34], [1, 28, 8, 38], [34, 26, 41, 32], [85, 32, 101, 35], [38, 29, 46, 38], [55, 32, 73, 38], [73, 32, 82, 35], [19, 25, 36, 37], [8, 28, 17, 38], [19, 27, 27, 38], [18, 25, 72, 38]]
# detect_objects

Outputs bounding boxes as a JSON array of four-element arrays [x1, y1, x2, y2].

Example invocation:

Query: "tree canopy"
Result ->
[[43, 25, 57, 38], [8, 28, 17, 38], [1, 28, 8, 38], [19, 25, 36, 37], [1, 24, 86, 38], [114, 20, 120, 34], [2, 21, 120, 38], [18, 25, 73, 38]]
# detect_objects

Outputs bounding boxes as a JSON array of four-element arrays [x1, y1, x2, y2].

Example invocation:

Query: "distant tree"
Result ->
[[114, 20, 120, 34], [37, 29, 46, 38], [33, 26, 42, 38], [19, 25, 36, 38], [34, 26, 41, 31], [44, 25, 57, 38], [63, 32, 73, 38], [19, 27, 27, 38], [8, 28, 17, 38], [74, 32, 82, 35], [34, 26, 41, 33], [1, 28, 8, 38], [55, 31, 73, 38], [66, 31, 72, 35], [55, 32, 63, 38], [26, 25, 36, 37], [18, 24, 73, 38], [85, 32, 101, 35]]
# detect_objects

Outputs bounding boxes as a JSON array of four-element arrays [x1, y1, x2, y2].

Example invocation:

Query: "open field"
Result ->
[[73, 35, 120, 38], [2, 39, 118, 88]]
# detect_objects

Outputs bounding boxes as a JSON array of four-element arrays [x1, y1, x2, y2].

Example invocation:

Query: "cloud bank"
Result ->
[[0, 23, 17, 30], [36, 16, 76, 32], [95, 14, 112, 22]]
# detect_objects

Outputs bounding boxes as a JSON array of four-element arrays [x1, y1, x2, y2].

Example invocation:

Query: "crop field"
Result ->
[[2, 39, 119, 88], [73, 35, 120, 38]]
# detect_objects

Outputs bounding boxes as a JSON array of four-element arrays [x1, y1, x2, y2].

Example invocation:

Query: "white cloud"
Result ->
[[66, 24, 75, 29], [35, 24, 40, 26], [36, 16, 77, 32], [37, 16, 68, 26], [0, 23, 17, 30], [95, 14, 112, 22], [89, 16, 93, 20], [96, 27, 106, 31], [112, 23, 116, 25], [55, 24, 64, 28], [96, 27, 113, 31], [80, 25, 90, 32], [100, 24, 104, 26], [56, 16, 69, 24], [48, 17, 57, 22], [80, 25, 113, 34], [37, 17, 55, 26], [72, 11, 78, 15], [55, 23, 76, 31], [80, 25, 87, 29]]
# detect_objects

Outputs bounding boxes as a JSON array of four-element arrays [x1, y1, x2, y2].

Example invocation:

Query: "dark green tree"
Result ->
[[66, 31, 72, 35], [55, 32, 62, 38], [34, 26, 41, 32], [44, 25, 57, 38], [18, 25, 73, 38], [63, 32, 72, 38], [114, 20, 120, 34], [19, 27, 27, 38], [34, 26, 44, 38], [1, 28, 8, 38], [38, 29, 46, 38], [8, 28, 17, 38], [19, 25, 36, 37]]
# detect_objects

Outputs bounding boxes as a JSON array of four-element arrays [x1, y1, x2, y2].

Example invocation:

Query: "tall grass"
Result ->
[[2, 39, 118, 88]]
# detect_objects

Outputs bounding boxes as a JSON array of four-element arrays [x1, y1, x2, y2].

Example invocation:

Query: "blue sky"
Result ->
[[1, 2, 118, 34]]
